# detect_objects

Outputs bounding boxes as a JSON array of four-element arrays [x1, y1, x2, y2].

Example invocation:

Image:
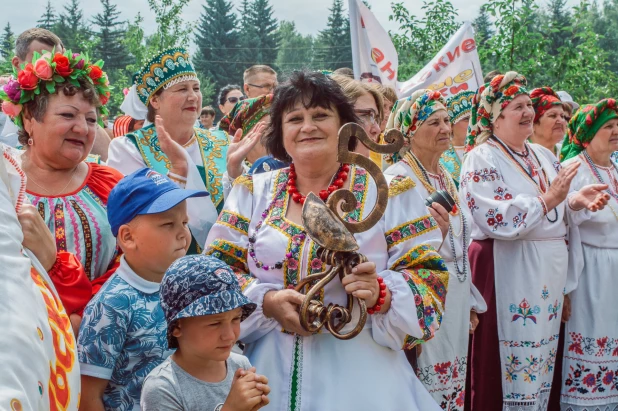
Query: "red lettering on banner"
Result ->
[[462, 39, 476, 53], [432, 57, 448, 72], [449, 83, 469, 94], [447, 46, 460, 62], [371, 48, 384, 64], [380, 61, 396, 80]]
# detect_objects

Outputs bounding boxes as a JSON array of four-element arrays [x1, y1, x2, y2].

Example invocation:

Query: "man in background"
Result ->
[[243, 65, 277, 98]]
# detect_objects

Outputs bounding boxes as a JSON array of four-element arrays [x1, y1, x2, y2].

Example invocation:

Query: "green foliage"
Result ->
[[92, 0, 130, 71], [389, 0, 458, 79], [194, 0, 241, 106], [276, 21, 316, 74], [550, 1, 617, 103], [147, 0, 194, 51], [37, 0, 57, 31], [316, 0, 352, 70], [237, 0, 279, 68], [1, 23, 15, 60], [54, 0, 89, 54]]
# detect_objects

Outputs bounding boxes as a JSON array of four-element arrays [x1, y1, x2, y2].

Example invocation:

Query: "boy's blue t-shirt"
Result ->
[[77, 257, 174, 411]]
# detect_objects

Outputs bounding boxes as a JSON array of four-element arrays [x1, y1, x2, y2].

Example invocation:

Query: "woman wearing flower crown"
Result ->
[[205, 71, 449, 410], [558, 99, 618, 411], [385, 89, 487, 410], [107, 48, 227, 250], [0, 50, 189, 325], [460, 72, 609, 411]]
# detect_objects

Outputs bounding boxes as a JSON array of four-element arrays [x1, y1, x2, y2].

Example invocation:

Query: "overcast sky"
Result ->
[[2, 0, 578, 42]]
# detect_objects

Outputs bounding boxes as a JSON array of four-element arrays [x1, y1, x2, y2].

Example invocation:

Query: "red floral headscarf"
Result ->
[[530, 87, 563, 123], [465, 72, 529, 152]]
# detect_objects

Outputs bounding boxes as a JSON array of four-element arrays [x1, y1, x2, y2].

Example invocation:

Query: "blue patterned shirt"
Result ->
[[77, 257, 174, 411]]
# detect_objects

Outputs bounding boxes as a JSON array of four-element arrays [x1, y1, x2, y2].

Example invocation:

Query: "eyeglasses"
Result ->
[[226, 96, 246, 104], [247, 83, 276, 92], [355, 109, 379, 126]]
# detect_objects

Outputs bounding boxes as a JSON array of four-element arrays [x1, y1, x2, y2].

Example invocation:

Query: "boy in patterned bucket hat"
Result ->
[[141, 255, 270, 411]]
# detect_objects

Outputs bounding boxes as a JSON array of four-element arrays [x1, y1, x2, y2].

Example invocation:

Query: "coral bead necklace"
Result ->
[[287, 163, 350, 204]]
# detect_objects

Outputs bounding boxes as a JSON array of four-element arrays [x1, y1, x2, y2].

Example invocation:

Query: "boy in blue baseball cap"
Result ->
[[141, 255, 270, 411], [78, 168, 209, 411]]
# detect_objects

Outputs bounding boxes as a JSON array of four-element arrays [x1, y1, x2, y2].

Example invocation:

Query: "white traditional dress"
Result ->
[[560, 154, 618, 411], [386, 156, 487, 410], [461, 138, 589, 411], [0, 145, 80, 410], [205, 166, 450, 410], [107, 125, 225, 248]]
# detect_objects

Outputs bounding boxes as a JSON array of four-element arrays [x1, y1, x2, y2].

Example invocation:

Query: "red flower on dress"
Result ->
[[434, 362, 451, 375]]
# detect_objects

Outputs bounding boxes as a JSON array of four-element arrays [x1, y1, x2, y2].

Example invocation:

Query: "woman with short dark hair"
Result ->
[[205, 70, 449, 410], [218, 84, 245, 117]]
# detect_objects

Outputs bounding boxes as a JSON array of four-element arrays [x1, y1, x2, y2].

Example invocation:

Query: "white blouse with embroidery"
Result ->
[[205, 166, 449, 410]]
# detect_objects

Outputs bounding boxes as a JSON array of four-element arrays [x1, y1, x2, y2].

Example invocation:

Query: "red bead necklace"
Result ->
[[288, 163, 350, 204]]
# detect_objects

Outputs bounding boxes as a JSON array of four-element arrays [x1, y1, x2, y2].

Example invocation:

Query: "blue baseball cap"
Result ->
[[107, 168, 209, 236], [161, 255, 257, 348]]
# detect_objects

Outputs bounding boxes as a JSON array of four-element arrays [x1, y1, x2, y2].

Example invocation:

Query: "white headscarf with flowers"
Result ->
[[387, 89, 448, 139]]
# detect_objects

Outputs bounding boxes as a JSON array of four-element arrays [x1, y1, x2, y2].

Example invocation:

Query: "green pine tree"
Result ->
[[0, 23, 15, 60], [473, 5, 495, 72], [544, 0, 571, 56], [275, 21, 315, 74], [194, 0, 241, 105], [55, 0, 89, 53], [37, 0, 57, 31], [91, 0, 130, 71], [317, 0, 352, 70], [241, 0, 279, 67]]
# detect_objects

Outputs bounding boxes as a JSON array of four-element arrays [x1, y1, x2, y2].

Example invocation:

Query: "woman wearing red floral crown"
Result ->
[[460, 72, 609, 411], [0, 50, 188, 331]]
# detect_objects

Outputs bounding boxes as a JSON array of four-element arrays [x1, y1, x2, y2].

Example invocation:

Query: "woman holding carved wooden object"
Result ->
[[205, 71, 449, 410], [460, 72, 609, 411], [385, 89, 487, 410]]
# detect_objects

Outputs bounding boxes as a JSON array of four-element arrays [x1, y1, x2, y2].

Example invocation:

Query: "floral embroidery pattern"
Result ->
[[510, 298, 541, 326], [512, 212, 527, 229], [385, 216, 438, 250], [397, 245, 449, 349], [502, 334, 560, 348], [388, 174, 415, 198], [564, 362, 618, 396], [548, 300, 562, 321], [466, 192, 479, 215], [493, 186, 513, 200], [486, 208, 508, 231], [417, 357, 467, 410], [343, 167, 368, 223], [440, 384, 465, 411], [567, 333, 618, 358], [460, 167, 501, 188], [553, 160, 562, 174], [206, 239, 252, 290], [71, 200, 94, 277], [217, 211, 250, 235], [504, 349, 557, 384], [541, 286, 549, 301], [53, 202, 68, 252], [504, 382, 551, 401]]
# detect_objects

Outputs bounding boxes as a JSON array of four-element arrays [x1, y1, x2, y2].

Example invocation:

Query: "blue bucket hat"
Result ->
[[107, 168, 209, 237], [161, 255, 257, 348]]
